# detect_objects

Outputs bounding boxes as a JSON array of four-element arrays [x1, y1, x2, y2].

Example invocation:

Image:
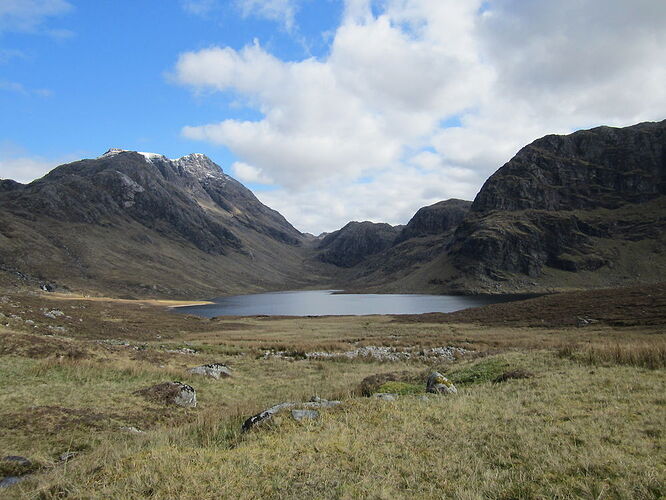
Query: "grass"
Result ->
[[558, 341, 666, 369], [0, 290, 664, 498]]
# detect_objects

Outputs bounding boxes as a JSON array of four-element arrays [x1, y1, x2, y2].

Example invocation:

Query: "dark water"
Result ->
[[173, 290, 531, 317]]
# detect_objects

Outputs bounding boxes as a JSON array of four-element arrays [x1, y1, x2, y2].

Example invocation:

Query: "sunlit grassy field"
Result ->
[[0, 291, 664, 499]]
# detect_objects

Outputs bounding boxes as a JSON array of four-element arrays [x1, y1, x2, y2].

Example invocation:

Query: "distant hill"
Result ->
[[317, 221, 402, 267], [0, 150, 325, 297]]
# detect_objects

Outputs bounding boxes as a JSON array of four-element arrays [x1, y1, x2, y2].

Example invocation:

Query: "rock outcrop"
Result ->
[[187, 363, 232, 379], [395, 199, 471, 243], [317, 221, 402, 268], [135, 382, 197, 408], [448, 120, 666, 287], [426, 372, 457, 394]]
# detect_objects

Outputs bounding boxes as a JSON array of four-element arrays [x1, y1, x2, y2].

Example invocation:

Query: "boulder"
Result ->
[[242, 402, 296, 432], [426, 372, 457, 395], [134, 382, 197, 408], [187, 363, 232, 379], [291, 409, 319, 421], [0, 476, 27, 488], [242, 399, 341, 431]]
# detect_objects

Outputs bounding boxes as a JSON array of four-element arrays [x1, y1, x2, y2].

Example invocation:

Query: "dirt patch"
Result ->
[[492, 369, 534, 383], [392, 283, 666, 327], [0, 332, 90, 359]]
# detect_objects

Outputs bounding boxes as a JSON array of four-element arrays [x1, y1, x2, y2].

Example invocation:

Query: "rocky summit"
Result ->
[[0, 150, 318, 297]]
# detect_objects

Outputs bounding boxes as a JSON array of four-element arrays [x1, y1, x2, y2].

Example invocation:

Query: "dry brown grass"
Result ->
[[558, 341, 666, 369]]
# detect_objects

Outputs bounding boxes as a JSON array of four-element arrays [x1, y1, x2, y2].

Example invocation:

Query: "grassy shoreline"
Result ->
[[0, 286, 664, 498]]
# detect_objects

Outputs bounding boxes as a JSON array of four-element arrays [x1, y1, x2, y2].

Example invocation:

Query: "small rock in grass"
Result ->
[[291, 409, 319, 421], [134, 382, 197, 408], [0, 476, 28, 488], [120, 426, 145, 434], [59, 452, 77, 462], [303, 397, 341, 409], [187, 363, 232, 379], [372, 393, 398, 401], [426, 372, 457, 395], [242, 402, 297, 432], [2, 456, 31, 467]]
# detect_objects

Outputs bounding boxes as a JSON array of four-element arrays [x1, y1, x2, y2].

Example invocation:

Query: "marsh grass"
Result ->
[[558, 341, 666, 369], [19, 352, 666, 499], [1, 291, 665, 499]]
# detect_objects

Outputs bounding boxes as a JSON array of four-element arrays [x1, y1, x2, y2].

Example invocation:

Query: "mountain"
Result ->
[[446, 120, 666, 292], [317, 221, 402, 268], [0, 149, 325, 297], [318, 200, 472, 291], [395, 199, 471, 243]]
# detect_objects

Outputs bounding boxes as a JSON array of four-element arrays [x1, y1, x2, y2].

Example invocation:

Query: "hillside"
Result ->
[[330, 120, 666, 294], [0, 150, 328, 298]]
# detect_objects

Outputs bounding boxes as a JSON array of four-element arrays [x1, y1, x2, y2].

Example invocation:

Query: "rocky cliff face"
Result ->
[[395, 199, 471, 243], [450, 120, 666, 286], [317, 221, 401, 268], [472, 121, 666, 212]]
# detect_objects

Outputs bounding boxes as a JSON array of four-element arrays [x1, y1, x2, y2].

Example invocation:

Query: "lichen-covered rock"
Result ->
[[291, 409, 319, 421], [187, 363, 232, 379], [242, 402, 296, 432], [134, 382, 197, 408], [242, 398, 341, 431], [426, 372, 457, 395]]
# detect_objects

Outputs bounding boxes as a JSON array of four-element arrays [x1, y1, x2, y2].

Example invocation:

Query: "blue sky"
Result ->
[[0, 0, 342, 174], [1, 1, 665, 233]]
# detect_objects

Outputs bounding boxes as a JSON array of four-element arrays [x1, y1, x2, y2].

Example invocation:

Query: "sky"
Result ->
[[1, 0, 665, 234]]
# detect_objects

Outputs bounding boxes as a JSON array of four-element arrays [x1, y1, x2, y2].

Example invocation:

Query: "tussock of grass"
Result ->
[[445, 357, 510, 385], [558, 342, 666, 369], [376, 381, 423, 395]]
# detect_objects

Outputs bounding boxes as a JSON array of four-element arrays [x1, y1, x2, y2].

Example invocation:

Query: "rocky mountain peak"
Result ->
[[171, 153, 226, 181]]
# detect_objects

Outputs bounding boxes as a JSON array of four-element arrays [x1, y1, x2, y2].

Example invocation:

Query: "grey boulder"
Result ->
[[135, 382, 197, 408], [426, 372, 457, 395], [187, 363, 232, 379]]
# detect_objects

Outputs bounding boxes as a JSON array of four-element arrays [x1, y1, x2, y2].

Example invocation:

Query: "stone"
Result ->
[[372, 393, 398, 401], [242, 402, 296, 432], [119, 426, 145, 434], [187, 363, 232, 379], [302, 398, 342, 409], [134, 382, 197, 408], [0, 476, 28, 488], [291, 409, 319, 421], [426, 372, 457, 395], [43, 309, 64, 319], [59, 452, 77, 462], [2, 456, 31, 467]]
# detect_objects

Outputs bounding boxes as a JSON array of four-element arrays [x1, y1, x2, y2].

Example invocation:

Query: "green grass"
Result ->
[[445, 357, 510, 385]]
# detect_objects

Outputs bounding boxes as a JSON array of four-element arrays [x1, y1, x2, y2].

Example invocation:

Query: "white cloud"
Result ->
[[232, 161, 273, 184], [236, 0, 299, 31], [174, 0, 666, 233], [0, 0, 72, 34], [0, 144, 81, 183]]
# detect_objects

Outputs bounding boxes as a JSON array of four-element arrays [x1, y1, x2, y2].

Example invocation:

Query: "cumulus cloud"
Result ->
[[0, 144, 81, 183], [0, 0, 72, 34], [174, 0, 666, 233]]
